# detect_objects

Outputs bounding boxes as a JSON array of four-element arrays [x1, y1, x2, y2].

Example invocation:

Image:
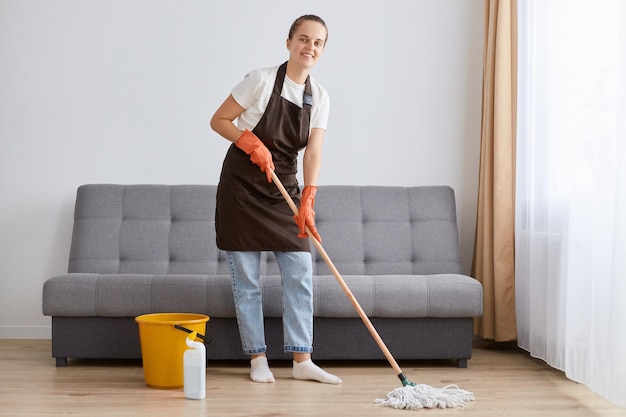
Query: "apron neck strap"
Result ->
[[275, 62, 313, 109]]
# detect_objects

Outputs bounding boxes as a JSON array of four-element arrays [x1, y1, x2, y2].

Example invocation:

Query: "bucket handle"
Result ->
[[173, 324, 209, 343]]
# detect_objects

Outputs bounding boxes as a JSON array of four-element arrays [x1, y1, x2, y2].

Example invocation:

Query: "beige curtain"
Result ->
[[472, 0, 517, 342]]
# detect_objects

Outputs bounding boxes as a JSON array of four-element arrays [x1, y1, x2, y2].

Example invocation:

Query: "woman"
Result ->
[[210, 15, 341, 385]]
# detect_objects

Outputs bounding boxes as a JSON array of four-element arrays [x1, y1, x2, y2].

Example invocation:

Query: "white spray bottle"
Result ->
[[183, 331, 206, 400]]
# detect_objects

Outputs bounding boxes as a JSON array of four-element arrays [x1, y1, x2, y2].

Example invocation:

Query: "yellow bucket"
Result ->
[[135, 313, 209, 389]]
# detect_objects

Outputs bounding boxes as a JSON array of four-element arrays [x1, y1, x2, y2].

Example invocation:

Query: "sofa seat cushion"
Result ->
[[43, 274, 234, 318], [43, 273, 482, 319], [310, 274, 482, 318]]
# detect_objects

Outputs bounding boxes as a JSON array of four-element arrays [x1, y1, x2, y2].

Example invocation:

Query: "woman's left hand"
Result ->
[[295, 186, 322, 242]]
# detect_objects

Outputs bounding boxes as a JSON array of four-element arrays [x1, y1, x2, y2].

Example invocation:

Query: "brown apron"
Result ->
[[215, 62, 312, 252]]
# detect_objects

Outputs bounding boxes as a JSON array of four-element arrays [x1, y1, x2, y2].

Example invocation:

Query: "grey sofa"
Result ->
[[42, 184, 482, 368]]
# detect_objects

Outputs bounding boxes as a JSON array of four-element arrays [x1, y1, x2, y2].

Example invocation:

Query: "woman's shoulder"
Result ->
[[232, 65, 279, 105], [242, 65, 280, 84]]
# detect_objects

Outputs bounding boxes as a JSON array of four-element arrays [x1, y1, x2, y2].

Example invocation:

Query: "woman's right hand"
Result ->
[[235, 129, 275, 183]]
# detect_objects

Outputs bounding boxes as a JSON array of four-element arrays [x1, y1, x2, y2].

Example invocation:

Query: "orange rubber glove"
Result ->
[[295, 185, 322, 242], [235, 129, 274, 183]]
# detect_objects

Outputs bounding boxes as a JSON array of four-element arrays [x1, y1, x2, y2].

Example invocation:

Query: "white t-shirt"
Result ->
[[231, 65, 330, 133]]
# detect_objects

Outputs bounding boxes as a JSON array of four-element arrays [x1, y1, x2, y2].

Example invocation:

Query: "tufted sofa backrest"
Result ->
[[68, 184, 461, 276]]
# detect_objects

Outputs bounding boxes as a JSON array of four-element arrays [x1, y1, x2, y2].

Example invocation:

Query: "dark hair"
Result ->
[[288, 15, 328, 44]]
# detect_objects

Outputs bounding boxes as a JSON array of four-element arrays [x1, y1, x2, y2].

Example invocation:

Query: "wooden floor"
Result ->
[[1, 339, 624, 417]]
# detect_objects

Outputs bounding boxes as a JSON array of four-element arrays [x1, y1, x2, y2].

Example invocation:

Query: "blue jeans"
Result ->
[[227, 251, 313, 355]]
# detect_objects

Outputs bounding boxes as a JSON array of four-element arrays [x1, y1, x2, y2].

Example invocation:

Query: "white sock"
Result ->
[[292, 359, 342, 384], [250, 356, 275, 383]]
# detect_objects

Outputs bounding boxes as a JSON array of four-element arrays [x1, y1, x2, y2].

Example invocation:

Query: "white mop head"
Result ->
[[375, 384, 475, 410]]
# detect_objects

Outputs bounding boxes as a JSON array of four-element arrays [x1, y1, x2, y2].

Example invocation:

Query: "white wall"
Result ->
[[0, 0, 484, 338]]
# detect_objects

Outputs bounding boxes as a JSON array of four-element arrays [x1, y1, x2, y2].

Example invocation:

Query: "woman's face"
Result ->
[[286, 20, 327, 69]]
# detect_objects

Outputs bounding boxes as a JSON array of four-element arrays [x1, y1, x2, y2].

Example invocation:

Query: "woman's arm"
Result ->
[[210, 94, 246, 143], [302, 128, 326, 186]]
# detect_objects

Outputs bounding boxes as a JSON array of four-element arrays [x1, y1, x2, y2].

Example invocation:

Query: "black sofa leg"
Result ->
[[456, 358, 468, 368], [56, 357, 68, 367]]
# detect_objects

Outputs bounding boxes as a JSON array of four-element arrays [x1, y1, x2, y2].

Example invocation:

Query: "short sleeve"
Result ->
[[311, 88, 330, 130], [231, 69, 264, 109]]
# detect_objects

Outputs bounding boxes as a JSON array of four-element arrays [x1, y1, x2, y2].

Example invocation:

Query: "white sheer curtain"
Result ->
[[516, 0, 626, 408]]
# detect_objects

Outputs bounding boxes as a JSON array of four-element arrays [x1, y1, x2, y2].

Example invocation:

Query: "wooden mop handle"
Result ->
[[270, 171, 404, 377]]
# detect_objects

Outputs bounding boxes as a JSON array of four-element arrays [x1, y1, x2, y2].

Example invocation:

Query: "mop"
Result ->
[[270, 171, 475, 410]]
